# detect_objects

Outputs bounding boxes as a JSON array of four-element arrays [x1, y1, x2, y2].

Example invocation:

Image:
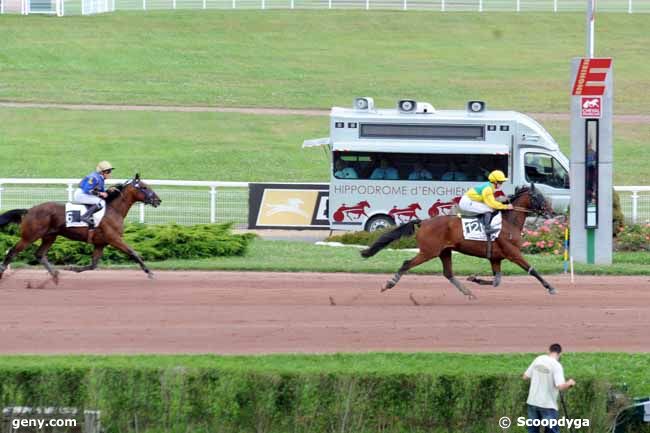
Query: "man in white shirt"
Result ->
[[523, 344, 576, 433]]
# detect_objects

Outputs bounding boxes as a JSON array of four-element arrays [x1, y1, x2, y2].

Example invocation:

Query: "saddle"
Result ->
[[65, 203, 106, 228], [459, 212, 502, 242]]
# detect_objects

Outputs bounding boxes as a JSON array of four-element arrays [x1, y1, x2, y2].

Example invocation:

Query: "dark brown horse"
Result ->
[[361, 185, 556, 300], [0, 174, 161, 283]]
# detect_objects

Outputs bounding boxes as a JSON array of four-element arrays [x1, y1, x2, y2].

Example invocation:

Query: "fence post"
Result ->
[[402, 0, 406, 10], [1, 0, 4, 15], [478, 0, 482, 12], [261, 0, 265, 9], [172, 0, 175, 9], [210, 186, 217, 223], [67, 183, 74, 201], [553, 0, 557, 12], [328, 0, 331, 8], [365, 0, 368, 10], [232, 0, 235, 8], [290, 0, 293, 9], [142, 0, 146, 10], [631, 191, 639, 224], [516, 0, 519, 12], [202, 0, 205, 8], [628, 0, 632, 13], [139, 203, 145, 223], [441, 0, 444, 12]]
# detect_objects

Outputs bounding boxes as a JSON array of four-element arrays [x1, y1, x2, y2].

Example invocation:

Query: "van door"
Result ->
[[520, 151, 570, 211]]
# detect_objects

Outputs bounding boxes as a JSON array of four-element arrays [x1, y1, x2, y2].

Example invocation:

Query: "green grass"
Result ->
[[0, 108, 328, 181], [1, 11, 649, 113], [1, 108, 649, 184], [0, 352, 649, 397], [11, 239, 650, 274]]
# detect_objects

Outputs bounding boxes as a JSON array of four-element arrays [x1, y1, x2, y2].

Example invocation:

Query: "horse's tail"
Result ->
[[360, 219, 421, 258], [0, 209, 28, 228]]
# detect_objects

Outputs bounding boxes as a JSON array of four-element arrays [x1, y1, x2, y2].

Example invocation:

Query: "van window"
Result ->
[[524, 153, 570, 189], [333, 151, 508, 181]]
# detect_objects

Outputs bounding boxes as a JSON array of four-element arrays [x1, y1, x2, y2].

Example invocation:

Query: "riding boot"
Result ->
[[80, 203, 101, 227], [482, 213, 498, 235]]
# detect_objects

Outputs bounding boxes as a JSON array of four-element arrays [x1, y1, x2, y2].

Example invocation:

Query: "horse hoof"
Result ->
[[467, 293, 478, 301], [147, 272, 155, 280], [548, 287, 557, 295]]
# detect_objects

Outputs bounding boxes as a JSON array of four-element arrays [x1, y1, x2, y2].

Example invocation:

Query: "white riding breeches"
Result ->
[[73, 188, 104, 207], [459, 195, 493, 215]]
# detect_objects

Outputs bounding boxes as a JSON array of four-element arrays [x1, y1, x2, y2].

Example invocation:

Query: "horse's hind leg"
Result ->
[[440, 248, 476, 300], [66, 245, 105, 273], [35, 235, 59, 284], [382, 252, 431, 292], [0, 239, 32, 280], [468, 259, 503, 287]]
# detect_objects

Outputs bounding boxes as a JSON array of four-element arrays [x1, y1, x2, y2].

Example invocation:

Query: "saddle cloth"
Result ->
[[65, 203, 106, 228], [460, 212, 502, 241]]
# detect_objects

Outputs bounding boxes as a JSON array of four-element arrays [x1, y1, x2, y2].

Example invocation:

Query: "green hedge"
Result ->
[[0, 365, 619, 433], [0, 223, 255, 265]]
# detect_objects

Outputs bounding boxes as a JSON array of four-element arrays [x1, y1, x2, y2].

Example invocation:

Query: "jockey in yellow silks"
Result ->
[[458, 170, 514, 235]]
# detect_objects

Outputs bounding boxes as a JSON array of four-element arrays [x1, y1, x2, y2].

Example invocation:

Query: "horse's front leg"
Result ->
[[109, 238, 154, 279], [502, 243, 556, 294]]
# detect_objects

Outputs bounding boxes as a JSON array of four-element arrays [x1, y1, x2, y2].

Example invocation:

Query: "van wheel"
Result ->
[[366, 215, 395, 232]]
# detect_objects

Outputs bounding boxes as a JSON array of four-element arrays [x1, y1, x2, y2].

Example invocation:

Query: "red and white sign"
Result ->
[[581, 97, 602, 118], [572, 58, 612, 96]]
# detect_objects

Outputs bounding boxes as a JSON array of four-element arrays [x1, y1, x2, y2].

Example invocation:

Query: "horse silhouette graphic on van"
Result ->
[[333, 200, 371, 222], [428, 196, 462, 217], [388, 203, 422, 223]]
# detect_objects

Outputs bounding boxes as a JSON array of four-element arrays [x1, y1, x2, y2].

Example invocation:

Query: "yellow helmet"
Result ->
[[488, 170, 507, 183], [96, 161, 113, 172]]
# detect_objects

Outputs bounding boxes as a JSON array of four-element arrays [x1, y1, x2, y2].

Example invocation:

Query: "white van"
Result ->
[[304, 98, 570, 231]]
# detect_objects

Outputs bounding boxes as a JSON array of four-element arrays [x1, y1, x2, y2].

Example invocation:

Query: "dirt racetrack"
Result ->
[[0, 270, 648, 354]]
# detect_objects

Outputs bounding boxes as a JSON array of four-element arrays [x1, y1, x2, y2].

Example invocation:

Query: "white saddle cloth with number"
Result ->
[[461, 213, 502, 241], [65, 203, 106, 228]]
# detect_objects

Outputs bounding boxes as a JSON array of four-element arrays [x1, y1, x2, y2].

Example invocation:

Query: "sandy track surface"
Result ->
[[0, 270, 647, 354]]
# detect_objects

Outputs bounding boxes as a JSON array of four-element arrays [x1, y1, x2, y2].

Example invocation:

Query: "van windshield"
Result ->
[[333, 152, 508, 181], [524, 153, 570, 189]]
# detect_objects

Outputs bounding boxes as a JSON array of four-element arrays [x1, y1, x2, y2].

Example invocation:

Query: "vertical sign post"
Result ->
[[570, 57, 613, 265]]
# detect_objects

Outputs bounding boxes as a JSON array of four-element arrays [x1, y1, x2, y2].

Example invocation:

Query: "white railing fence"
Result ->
[[1, 0, 647, 15], [0, 179, 249, 228], [1, 179, 650, 227], [613, 186, 650, 224]]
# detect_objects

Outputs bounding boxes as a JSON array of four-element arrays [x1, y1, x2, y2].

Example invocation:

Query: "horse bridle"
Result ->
[[508, 188, 553, 218], [114, 178, 158, 206]]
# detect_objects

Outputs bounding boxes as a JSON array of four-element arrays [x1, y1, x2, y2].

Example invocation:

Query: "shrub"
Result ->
[[614, 223, 650, 252], [0, 223, 255, 265], [326, 227, 417, 249], [520, 218, 569, 255]]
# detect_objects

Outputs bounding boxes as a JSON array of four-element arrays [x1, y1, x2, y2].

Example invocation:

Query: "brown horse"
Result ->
[[360, 185, 556, 300], [0, 174, 161, 283]]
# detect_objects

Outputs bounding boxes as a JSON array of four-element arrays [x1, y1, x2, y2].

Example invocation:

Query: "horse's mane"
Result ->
[[105, 183, 126, 203], [509, 186, 530, 201]]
